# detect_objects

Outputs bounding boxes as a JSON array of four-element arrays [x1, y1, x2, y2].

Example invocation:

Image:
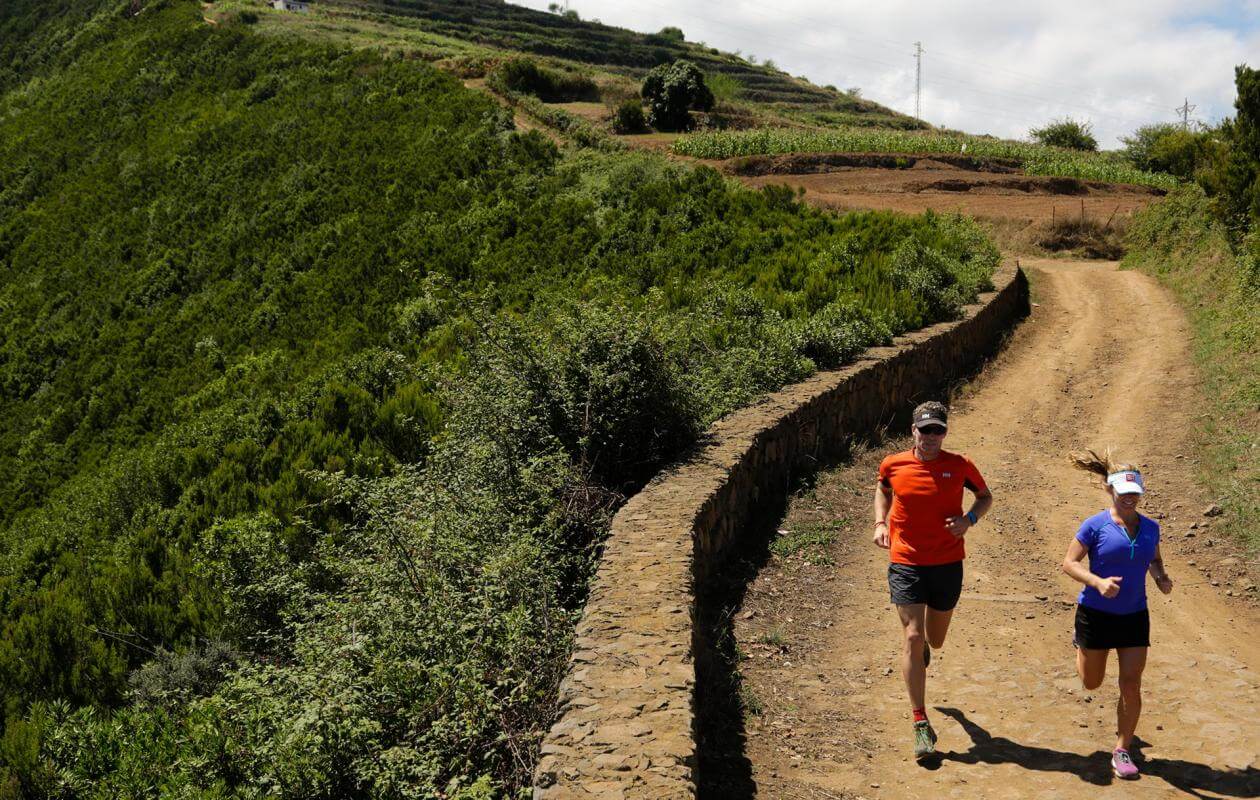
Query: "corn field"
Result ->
[[673, 128, 1178, 189]]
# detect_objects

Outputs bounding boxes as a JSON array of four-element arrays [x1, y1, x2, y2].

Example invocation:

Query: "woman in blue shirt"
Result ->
[[1062, 449, 1174, 780]]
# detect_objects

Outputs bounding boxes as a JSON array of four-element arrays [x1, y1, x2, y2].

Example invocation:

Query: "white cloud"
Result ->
[[510, 0, 1256, 148]]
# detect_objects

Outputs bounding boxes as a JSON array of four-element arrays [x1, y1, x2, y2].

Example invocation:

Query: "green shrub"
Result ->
[[1122, 122, 1223, 181], [706, 71, 742, 105], [612, 98, 646, 133], [1121, 122, 1183, 170], [1030, 117, 1098, 151], [641, 59, 714, 131], [488, 56, 598, 102]]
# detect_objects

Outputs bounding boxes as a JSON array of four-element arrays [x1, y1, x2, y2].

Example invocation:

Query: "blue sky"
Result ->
[[511, 0, 1259, 148]]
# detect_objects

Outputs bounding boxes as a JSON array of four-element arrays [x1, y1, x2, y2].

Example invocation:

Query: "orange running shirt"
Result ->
[[878, 450, 988, 566]]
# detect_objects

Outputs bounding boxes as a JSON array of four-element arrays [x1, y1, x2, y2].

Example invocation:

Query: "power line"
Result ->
[[1176, 98, 1197, 129], [673, 0, 1167, 113], [507, 0, 1185, 134], [914, 41, 924, 120], [922, 73, 1169, 131]]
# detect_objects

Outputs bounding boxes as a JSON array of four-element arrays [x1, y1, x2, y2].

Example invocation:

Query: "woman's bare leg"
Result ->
[[1115, 647, 1147, 750], [1077, 646, 1108, 690]]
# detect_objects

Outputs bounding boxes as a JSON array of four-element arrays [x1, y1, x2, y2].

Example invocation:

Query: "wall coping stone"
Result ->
[[534, 262, 1029, 798]]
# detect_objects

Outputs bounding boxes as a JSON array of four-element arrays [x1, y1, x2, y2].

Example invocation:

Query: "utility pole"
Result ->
[[914, 41, 924, 120], [1175, 98, 1196, 130]]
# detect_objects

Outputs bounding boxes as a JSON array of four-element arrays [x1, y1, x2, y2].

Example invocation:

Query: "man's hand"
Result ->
[[944, 515, 971, 538], [1095, 575, 1123, 598], [1155, 575, 1173, 595], [873, 521, 890, 549]]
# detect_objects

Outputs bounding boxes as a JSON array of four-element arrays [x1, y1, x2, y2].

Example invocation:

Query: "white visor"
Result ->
[[1106, 470, 1144, 495]]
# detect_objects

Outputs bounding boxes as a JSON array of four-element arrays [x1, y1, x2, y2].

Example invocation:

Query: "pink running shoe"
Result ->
[[1111, 748, 1139, 779]]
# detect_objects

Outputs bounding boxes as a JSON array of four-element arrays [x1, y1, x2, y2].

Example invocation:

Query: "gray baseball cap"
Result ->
[[912, 401, 948, 429]]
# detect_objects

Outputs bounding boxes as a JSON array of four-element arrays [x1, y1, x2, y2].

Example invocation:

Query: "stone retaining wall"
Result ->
[[533, 263, 1029, 799]]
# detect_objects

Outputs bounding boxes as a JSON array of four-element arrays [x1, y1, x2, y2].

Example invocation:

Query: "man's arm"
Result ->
[[969, 487, 993, 523], [945, 486, 991, 538], [873, 480, 892, 549]]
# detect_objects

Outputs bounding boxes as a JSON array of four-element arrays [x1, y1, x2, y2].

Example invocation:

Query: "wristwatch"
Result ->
[[965, 510, 978, 525]]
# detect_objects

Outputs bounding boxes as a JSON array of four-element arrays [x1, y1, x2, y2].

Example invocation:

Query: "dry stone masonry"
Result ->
[[533, 263, 1030, 799]]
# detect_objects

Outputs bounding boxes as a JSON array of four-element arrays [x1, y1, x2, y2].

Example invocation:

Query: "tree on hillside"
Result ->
[[1122, 122, 1223, 182], [641, 59, 714, 131], [1122, 123, 1182, 170], [1221, 64, 1260, 236], [1030, 117, 1098, 151], [657, 26, 685, 41]]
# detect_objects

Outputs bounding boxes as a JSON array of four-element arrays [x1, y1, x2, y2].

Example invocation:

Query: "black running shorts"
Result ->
[[888, 561, 964, 611], [1074, 604, 1150, 650]]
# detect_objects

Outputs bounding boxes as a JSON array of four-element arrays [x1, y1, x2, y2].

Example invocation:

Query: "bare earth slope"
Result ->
[[731, 258, 1260, 799], [735, 164, 1160, 224]]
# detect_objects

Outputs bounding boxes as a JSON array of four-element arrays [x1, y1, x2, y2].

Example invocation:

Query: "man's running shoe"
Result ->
[[1111, 748, 1139, 779], [913, 720, 937, 759]]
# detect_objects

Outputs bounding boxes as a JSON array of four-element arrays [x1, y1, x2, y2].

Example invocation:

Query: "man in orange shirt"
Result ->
[[873, 400, 992, 759]]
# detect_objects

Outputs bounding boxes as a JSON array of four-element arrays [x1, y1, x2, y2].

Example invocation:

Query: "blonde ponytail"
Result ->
[[1069, 448, 1140, 486]]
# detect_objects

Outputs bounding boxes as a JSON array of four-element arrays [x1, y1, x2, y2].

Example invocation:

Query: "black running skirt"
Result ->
[[1074, 604, 1150, 650]]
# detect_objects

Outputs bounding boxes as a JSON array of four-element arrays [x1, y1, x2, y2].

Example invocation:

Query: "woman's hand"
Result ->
[[1094, 575, 1123, 598], [1155, 575, 1173, 595], [873, 521, 890, 549]]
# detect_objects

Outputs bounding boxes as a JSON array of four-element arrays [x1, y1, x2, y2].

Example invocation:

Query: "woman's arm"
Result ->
[[1149, 543, 1173, 594], [1063, 538, 1122, 598]]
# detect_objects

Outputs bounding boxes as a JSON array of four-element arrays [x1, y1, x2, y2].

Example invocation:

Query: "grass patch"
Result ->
[[756, 627, 788, 647], [769, 520, 842, 565], [1123, 185, 1259, 550], [738, 683, 765, 717]]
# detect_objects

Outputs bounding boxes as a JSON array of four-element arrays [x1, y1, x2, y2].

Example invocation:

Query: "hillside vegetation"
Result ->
[[1122, 64, 1260, 552], [0, 1, 1000, 796], [207, 0, 926, 131], [675, 129, 1179, 189]]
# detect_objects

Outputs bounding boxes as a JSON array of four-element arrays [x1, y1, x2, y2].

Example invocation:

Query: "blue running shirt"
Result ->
[[1075, 510, 1160, 615]]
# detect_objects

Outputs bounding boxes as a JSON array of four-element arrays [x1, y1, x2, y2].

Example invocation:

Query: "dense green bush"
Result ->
[[641, 59, 714, 131], [1122, 123, 1184, 171], [1218, 65, 1260, 238], [1121, 122, 1226, 181], [0, 2, 999, 795], [1030, 117, 1098, 151], [612, 98, 646, 133], [487, 56, 598, 102]]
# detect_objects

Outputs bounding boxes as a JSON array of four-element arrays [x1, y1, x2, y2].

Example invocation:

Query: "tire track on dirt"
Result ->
[[727, 258, 1260, 800]]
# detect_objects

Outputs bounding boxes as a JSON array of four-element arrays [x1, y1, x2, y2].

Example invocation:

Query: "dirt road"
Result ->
[[728, 258, 1260, 799]]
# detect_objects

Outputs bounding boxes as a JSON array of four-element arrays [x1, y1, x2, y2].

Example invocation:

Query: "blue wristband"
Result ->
[[965, 510, 978, 525]]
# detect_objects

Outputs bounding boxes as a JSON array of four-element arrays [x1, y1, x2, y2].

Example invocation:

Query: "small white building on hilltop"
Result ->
[[272, 0, 310, 11]]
